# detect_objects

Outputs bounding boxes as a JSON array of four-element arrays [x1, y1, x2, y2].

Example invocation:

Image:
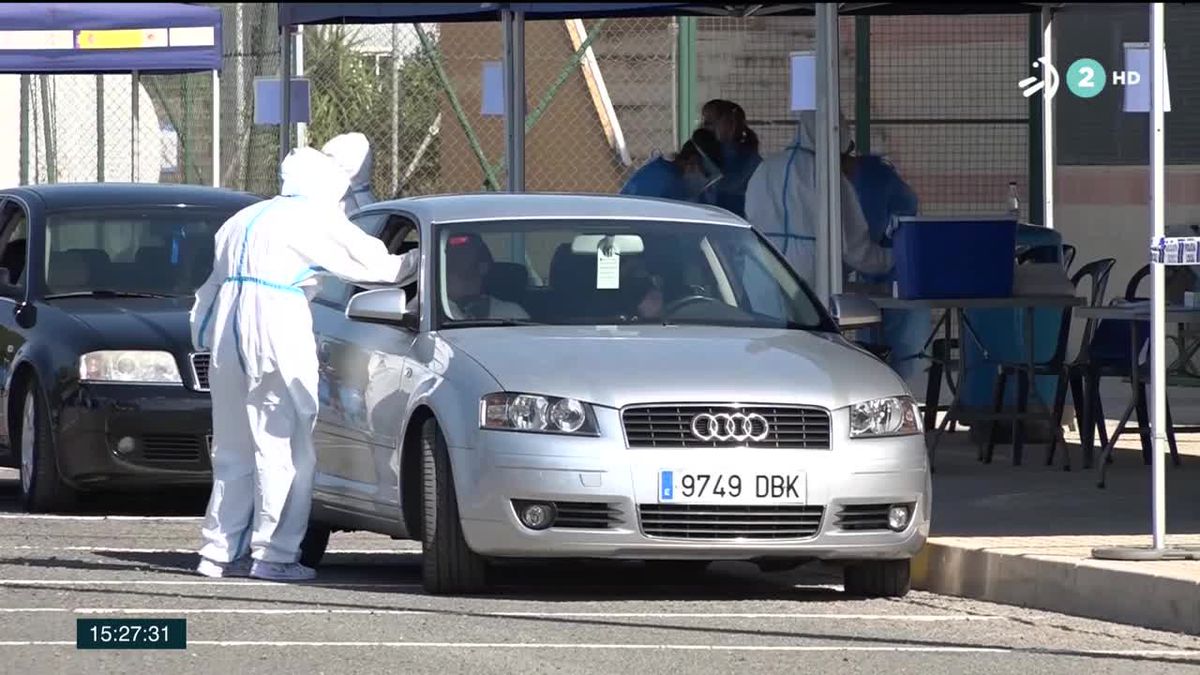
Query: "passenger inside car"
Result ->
[[441, 234, 530, 320]]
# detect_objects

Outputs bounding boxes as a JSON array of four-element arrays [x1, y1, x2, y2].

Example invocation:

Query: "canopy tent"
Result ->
[[276, 1, 1182, 561], [0, 2, 224, 186]]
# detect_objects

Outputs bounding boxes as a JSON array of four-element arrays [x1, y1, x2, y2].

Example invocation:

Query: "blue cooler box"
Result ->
[[892, 217, 1018, 299]]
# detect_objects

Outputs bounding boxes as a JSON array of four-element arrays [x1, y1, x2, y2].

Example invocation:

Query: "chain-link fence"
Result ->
[[7, 3, 1033, 218]]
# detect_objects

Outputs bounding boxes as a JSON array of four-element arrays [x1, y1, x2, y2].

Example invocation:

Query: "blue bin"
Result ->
[[893, 217, 1017, 300]]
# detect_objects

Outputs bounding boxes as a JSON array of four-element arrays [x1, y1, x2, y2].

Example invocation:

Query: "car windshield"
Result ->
[[43, 206, 235, 298], [433, 219, 833, 331]]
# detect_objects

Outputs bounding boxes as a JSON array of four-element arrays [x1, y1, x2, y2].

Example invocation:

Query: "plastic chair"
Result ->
[[983, 258, 1115, 467]]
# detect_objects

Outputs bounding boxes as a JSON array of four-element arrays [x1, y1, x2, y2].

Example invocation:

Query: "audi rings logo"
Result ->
[[690, 412, 770, 443]]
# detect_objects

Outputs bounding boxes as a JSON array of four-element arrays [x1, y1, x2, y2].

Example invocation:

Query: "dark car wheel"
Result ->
[[17, 383, 77, 513], [299, 522, 332, 568], [843, 559, 911, 598], [420, 418, 488, 595]]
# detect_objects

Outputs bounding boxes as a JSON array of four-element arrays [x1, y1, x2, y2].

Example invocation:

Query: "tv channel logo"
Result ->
[[1020, 57, 1144, 100]]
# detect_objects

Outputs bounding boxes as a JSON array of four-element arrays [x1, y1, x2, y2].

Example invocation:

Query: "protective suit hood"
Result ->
[[321, 133, 373, 190], [279, 147, 351, 206], [794, 111, 852, 154]]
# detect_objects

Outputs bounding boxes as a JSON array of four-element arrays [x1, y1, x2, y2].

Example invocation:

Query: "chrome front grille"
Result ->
[[190, 353, 210, 392], [639, 504, 824, 540], [622, 405, 831, 449]]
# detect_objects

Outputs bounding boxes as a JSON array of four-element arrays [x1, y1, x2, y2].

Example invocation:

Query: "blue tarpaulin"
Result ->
[[0, 3, 223, 74]]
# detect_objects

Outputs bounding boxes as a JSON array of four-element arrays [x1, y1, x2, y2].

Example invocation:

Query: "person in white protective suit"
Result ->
[[321, 132, 377, 215], [190, 146, 418, 581], [744, 111, 892, 287]]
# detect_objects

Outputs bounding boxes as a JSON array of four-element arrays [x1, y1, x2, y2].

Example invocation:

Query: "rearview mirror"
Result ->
[[830, 293, 882, 330], [346, 288, 409, 324], [571, 234, 645, 255]]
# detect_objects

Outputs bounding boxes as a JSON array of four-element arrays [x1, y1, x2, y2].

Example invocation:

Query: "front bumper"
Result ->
[[54, 383, 213, 490], [453, 409, 931, 562]]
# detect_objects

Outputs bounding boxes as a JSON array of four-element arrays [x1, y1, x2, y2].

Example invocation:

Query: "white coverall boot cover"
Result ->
[[321, 132, 378, 216], [744, 110, 892, 287], [192, 147, 417, 576]]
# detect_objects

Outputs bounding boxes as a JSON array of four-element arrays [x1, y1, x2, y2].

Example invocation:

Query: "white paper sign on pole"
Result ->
[[790, 51, 816, 112], [1124, 42, 1171, 113], [481, 60, 504, 117]]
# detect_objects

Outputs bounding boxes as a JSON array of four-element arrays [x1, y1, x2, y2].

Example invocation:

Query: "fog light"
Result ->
[[115, 436, 137, 456], [887, 505, 911, 532], [517, 502, 557, 530]]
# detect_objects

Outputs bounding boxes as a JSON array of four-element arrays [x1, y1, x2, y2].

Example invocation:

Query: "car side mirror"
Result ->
[[831, 293, 882, 330], [346, 288, 410, 324]]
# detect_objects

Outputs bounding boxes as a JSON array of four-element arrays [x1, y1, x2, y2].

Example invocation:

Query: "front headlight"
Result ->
[[78, 351, 182, 384], [480, 392, 599, 435], [849, 396, 923, 438]]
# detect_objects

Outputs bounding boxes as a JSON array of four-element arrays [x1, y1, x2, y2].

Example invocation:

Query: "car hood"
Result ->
[[438, 325, 909, 410], [50, 297, 194, 353]]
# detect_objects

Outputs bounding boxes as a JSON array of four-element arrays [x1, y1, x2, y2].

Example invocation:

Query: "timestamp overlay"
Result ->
[[76, 618, 187, 650]]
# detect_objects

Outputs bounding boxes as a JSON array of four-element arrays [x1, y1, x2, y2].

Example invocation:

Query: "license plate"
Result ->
[[657, 470, 805, 504]]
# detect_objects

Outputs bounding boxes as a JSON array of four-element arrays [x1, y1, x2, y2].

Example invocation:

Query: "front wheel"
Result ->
[[299, 522, 331, 568], [17, 383, 77, 513], [420, 418, 488, 595], [842, 559, 911, 598]]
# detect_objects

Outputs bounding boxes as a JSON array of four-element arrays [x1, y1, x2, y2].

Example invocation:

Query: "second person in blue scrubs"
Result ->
[[700, 99, 762, 218]]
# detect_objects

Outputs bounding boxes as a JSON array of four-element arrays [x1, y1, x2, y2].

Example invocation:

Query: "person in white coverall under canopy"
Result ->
[[321, 132, 377, 215], [190, 146, 417, 581], [745, 111, 892, 287]]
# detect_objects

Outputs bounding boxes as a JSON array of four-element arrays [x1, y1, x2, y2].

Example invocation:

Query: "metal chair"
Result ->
[[983, 258, 1115, 467]]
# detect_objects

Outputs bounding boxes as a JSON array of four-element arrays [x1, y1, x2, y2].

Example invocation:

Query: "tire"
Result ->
[[842, 559, 911, 598], [299, 522, 332, 568], [17, 382, 77, 513], [420, 418, 488, 595]]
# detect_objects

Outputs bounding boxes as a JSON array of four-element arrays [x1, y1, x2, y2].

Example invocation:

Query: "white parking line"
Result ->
[[0, 641, 1195, 656], [0, 608, 1006, 621], [0, 514, 201, 521], [0, 546, 418, 554], [0, 580, 422, 588]]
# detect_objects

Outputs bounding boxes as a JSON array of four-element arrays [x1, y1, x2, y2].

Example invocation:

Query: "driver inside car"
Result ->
[[443, 234, 529, 320]]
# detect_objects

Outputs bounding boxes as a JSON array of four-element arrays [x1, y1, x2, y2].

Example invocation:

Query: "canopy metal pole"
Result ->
[[131, 70, 140, 182], [279, 22, 292, 166], [391, 24, 401, 197], [815, 2, 842, 302], [1092, 2, 1200, 564], [295, 29, 307, 149], [502, 9, 527, 192], [212, 70, 221, 187], [1148, 1, 1167, 550], [96, 75, 105, 182], [1041, 7, 1055, 229]]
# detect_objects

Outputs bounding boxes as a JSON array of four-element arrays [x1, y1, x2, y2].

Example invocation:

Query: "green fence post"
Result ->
[[675, 17, 697, 146], [854, 16, 871, 155], [414, 26, 503, 192], [1027, 13, 1044, 226]]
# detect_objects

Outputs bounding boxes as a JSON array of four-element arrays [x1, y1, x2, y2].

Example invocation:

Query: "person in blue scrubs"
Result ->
[[621, 128, 724, 203], [842, 148, 927, 386], [700, 99, 762, 218]]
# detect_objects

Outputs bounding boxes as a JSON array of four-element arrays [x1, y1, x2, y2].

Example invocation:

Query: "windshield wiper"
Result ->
[[441, 318, 544, 328], [43, 290, 181, 300]]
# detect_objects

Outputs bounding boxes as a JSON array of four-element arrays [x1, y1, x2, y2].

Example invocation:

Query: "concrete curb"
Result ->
[[912, 540, 1200, 635]]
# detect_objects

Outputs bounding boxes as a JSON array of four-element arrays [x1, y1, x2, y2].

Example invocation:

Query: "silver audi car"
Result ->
[[301, 193, 931, 597]]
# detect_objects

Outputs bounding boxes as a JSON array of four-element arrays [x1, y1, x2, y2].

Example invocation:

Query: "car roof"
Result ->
[[4, 183, 263, 210], [363, 193, 750, 228]]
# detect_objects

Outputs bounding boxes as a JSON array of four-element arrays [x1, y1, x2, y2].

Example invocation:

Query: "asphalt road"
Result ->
[[0, 469, 1197, 675]]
